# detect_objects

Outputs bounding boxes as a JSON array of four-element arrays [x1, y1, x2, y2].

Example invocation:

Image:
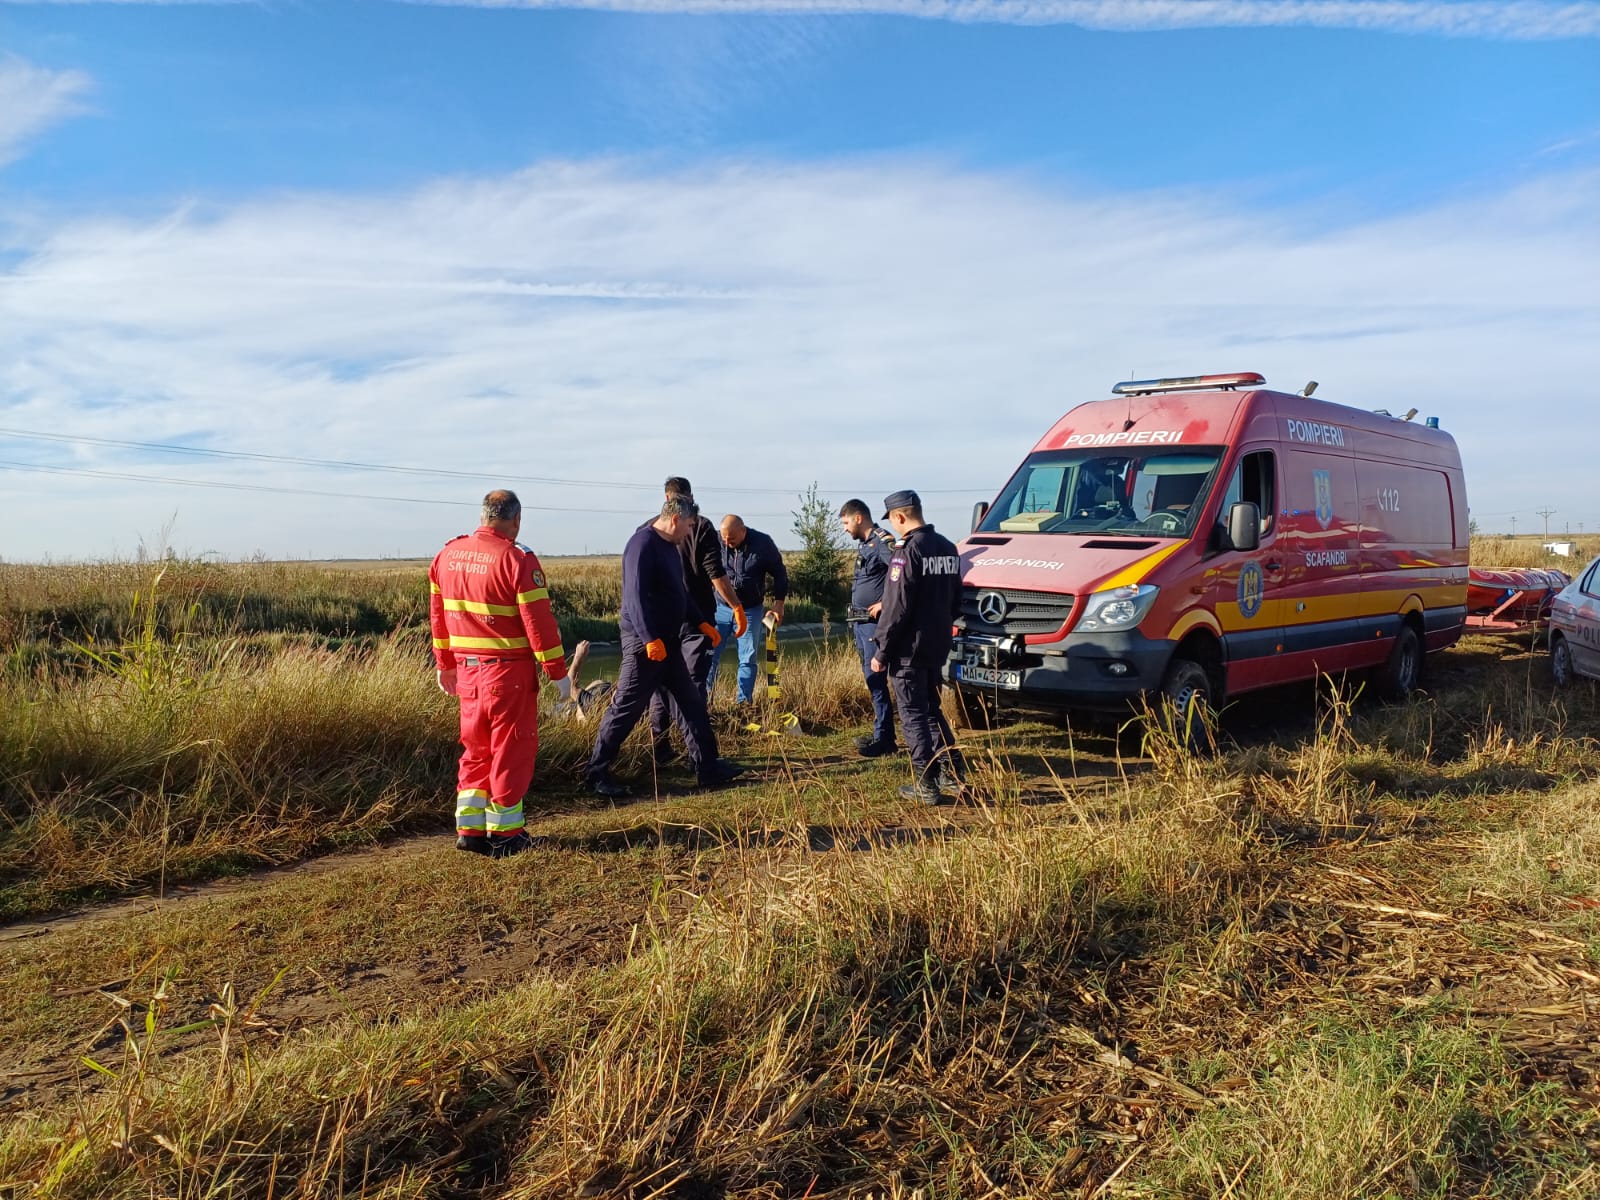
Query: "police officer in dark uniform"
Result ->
[[869, 490, 967, 804], [839, 498, 899, 757]]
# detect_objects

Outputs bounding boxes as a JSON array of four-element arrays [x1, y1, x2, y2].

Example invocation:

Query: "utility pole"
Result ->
[[1536, 506, 1556, 543], [1511, 515, 1518, 537]]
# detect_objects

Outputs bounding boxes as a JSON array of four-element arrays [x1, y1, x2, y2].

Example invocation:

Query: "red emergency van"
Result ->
[[952, 372, 1469, 727]]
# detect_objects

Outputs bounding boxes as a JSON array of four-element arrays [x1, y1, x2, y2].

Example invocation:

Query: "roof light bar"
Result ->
[[1111, 372, 1266, 396]]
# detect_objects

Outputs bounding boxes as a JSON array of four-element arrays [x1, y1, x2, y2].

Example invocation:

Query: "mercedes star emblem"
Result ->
[[976, 590, 1008, 625]]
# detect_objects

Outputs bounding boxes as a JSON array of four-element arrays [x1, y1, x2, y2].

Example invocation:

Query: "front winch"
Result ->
[[958, 635, 1028, 668]]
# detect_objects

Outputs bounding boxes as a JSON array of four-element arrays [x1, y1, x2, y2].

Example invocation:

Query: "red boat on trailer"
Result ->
[[1465, 567, 1571, 631]]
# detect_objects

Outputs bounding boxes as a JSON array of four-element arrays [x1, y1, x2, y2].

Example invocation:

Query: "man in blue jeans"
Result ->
[[839, 498, 898, 756], [708, 514, 788, 706]]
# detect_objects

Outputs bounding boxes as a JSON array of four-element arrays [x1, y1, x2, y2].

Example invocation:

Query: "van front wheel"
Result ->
[[1158, 657, 1217, 753], [948, 686, 997, 731], [1375, 623, 1423, 701]]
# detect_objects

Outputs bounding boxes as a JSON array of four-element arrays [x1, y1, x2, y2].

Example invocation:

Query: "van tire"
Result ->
[[1158, 657, 1217, 753], [948, 686, 997, 731], [1551, 634, 1575, 688], [1375, 622, 1423, 701]]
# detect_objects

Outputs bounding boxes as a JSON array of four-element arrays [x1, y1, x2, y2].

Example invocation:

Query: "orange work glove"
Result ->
[[731, 606, 749, 638], [698, 621, 722, 649], [645, 638, 668, 662]]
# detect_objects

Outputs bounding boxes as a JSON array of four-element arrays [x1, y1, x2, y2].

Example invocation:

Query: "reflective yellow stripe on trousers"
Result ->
[[456, 788, 488, 833], [484, 799, 524, 835]]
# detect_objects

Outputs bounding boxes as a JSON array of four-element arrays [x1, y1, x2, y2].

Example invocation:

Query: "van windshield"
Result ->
[[977, 447, 1225, 539]]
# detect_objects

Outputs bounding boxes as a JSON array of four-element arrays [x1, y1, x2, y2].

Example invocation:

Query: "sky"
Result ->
[[0, 1, 1596, 561]]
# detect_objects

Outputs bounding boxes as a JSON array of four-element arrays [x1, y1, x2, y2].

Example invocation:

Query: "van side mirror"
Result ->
[[971, 501, 990, 533], [1227, 501, 1261, 553]]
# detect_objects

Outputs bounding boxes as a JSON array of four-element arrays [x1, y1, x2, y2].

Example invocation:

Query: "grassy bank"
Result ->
[[0, 604, 874, 919], [0, 634, 457, 919]]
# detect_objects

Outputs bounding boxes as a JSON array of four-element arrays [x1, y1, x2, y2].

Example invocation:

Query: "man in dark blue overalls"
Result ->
[[585, 495, 744, 799], [839, 498, 898, 757], [870, 490, 967, 804], [648, 476, 743, 765]]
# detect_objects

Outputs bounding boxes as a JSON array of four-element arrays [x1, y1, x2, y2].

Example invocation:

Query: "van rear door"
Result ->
[[1354, 458, 1457, 640]]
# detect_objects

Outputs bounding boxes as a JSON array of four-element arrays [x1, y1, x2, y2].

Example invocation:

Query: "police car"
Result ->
[[1550, 555, 1600, 687]]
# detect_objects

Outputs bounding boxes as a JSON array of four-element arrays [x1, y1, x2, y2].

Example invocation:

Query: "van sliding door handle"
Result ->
[[1263, 560, 1284, 573]]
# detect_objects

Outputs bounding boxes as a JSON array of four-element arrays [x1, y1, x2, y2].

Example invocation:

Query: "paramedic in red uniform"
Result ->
[[429, 489, 572, 858]]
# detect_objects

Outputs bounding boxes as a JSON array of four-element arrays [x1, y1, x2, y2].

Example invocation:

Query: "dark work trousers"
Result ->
[[589, 631, 719, 782], [888, 662, 963, 784], [851, 621, 895, 746], [648, 625, 718, 755]]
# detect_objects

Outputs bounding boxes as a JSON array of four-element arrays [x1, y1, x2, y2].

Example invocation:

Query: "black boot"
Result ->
[[588, 771, 631, 799], [456, 835, 493, 855], [489, 831, 532, 859], [697, 759, 746, 790], [899, 764, 948, 805], [937, 751, 968, 796]]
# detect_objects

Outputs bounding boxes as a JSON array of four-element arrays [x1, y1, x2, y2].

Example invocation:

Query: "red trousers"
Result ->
[[455, 658, 539, 838]]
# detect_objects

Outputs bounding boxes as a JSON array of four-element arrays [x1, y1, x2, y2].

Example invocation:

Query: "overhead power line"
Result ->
[[0, 459, 647, 514], [0, 426, 989, 497], [0, 426, 666, 492]]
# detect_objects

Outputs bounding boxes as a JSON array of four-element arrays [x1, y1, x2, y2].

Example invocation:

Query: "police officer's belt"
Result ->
[[846, 606, 874, 623]]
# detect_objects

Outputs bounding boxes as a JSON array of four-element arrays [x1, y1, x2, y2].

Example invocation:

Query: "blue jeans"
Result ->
[[709, 603, 764, 705], [852, 621, 895, 745]]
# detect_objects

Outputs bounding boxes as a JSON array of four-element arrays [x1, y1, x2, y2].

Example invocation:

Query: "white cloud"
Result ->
[[6, 0, 1598, 38], [0, 55, 91, 168], [1538, 128, 1600, 157], [418, 0, 1600, 40], [0, 158, 1596, 559]]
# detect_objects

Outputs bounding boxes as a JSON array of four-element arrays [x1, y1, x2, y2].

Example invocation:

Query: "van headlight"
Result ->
[[1077, 584, 1160, 632]]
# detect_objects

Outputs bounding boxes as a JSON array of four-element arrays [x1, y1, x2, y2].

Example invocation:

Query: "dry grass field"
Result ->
[[1467, 535, 1597, 572], [1, 544, 1598, 1198], [0, 554, 827, 673]]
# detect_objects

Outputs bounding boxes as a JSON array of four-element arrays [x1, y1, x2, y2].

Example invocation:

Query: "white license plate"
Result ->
[[959, 664, 1021, 689]]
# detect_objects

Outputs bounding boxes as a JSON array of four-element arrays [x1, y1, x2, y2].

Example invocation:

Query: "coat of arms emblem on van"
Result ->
[[1313, 470, 1335, 529]]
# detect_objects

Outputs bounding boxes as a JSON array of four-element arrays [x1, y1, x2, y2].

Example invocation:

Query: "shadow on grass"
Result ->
[[1342, 759, 1566, 799], [527, 821, 963, 855]]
